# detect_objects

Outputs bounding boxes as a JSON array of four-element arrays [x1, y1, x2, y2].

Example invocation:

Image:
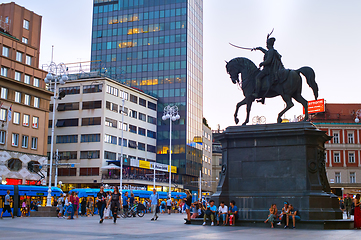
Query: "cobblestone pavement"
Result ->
[[0, 213, 359, 240]]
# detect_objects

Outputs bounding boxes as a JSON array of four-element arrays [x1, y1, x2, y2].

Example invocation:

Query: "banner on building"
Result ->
[[303, 99, 325, 114]]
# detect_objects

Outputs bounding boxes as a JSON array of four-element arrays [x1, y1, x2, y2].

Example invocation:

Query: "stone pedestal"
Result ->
[[213, 122, 342, 221]]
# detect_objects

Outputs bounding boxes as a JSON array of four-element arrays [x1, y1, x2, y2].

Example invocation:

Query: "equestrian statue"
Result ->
[[226, 30, 318, 125]]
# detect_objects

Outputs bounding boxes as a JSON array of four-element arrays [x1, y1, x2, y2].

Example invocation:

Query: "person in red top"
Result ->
[[354, 194, 361, 229]]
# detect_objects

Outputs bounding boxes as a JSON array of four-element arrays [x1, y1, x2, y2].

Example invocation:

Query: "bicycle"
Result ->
[[122, 203, 145, 218]]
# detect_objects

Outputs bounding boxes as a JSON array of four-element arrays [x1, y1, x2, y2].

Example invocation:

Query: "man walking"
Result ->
[[166, 197, 173, 215], [150, 189, 159, 221], [1, 190, 14, 219], [345, 194, 352, 219]]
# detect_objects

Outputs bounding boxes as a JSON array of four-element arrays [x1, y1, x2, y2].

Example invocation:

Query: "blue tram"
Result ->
[[0, 185, 63, 217]]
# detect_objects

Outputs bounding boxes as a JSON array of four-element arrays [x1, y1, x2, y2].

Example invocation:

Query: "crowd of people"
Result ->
[[2, 186, 361, 230], [339, 193, 361, 228]]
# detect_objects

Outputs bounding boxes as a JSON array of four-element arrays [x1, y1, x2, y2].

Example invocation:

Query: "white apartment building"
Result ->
[[202, 122, 213, 194], [48, 76, 158, 190]]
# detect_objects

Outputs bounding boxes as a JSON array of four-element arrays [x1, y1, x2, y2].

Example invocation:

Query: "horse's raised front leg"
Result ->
[[242, 99, 253, 125], [277, 94, 294, 123], [234, 97, 247, 125]]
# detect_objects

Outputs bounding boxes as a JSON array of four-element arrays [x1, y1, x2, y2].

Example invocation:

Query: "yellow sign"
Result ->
[[139, 160, 150, 169]]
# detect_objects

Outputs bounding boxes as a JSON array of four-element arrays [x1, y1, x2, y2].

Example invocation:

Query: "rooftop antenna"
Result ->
[[51, 45, 54, 62]]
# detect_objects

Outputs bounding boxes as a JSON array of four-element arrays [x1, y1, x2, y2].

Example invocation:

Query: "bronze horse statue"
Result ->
[[225, 57, 319, 125]]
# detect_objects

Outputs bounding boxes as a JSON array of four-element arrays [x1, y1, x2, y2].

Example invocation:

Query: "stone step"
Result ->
[[30, 206, 58, 217]]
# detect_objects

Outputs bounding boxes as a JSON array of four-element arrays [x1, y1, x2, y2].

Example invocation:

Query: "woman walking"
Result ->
[[184, 190, 192, 224], [97, 186, 107, 223], [108, 186, 121, 223], [354, 194, 361, 229]]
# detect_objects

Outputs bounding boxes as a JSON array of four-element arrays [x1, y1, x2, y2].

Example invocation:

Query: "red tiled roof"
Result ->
[[310, 103, 361, 123]]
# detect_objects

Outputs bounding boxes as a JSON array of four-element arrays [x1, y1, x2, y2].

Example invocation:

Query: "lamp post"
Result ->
[[44, 62, 68, 206], [120, 98, 125, 198], [162, 105, 180, 198]]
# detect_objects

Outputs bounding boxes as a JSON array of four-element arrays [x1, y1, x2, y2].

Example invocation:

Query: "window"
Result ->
[[59, 86, 80, 95], [7, 158, 22, 171], [139, 98, 146, 107], [335, 172, 341, 183], [128, 140, 137, 149], [0, 108, 6, 121], [148, 102, 156, 111], [1, 67, 8, 77], [348, 133, 354, 144], [104, 151, 116, 160], [147, 144, 156, 153], [138, 127, 146, 136], [22, 37, 28, 44], [333, 133, 339, 144], [81, 134, 100, 143], [57, 102, 79, 111], [56, 135, 78, 143], [105, 117, 117, 128], [82, 100, 102, 109], [106, 101, 118, 112], [2, 46, 9, 57], [139, 113, 146, 121], [15, 71, 21, 81], [120, 91, 128, 100], [58, 168, 76, 176], [34, 97, 39, 108], [24, 94, 30, 105], [32, 116, 39, 128], [350, 172, 356, 183], [119, 121, 128, 130], [348, 152, 355, 163], [0, 130, 5, 144], [80, 168, 99, 176], [56, 118, 78, 127], [58, 151, 77, 160], [1, 87, 8, 99], [129, 124, 137, 133], [24, 75, 31, 84], [31, 137, 38, 149], [22, 135, 29, 148], [129, 109, 137, 118], [12, 133, 19, 146], [147, 116, 156, 124], [23, 19, 29, 29], [130, 94, 138, 103], [80, 150, 100, 159], [13, 112, 20, 124], [82, 117, 101, 126], [118, 138, 127, 147], [15, 92, 21, 103], [33, 78, 39, 87], [147, 130, 156, 139], [83, 84, 102, 93], [16, 52, 23, 62], [104, 134, 117, 144], [23, 114, 30, 127], [334, 152, 340, 163], [106, 85, 118, 96], [25, 55, 32, 65], [138, 142, 145, 151]]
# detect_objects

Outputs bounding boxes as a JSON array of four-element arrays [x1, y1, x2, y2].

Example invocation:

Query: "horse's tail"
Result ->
[[296, 67, 318, 100]]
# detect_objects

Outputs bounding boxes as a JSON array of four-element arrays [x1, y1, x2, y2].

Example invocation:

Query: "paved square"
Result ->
[[0, 214, 359, 239]]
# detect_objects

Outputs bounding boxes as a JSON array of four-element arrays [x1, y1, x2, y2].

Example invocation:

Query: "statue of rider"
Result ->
[[252, 36, 284, 104]]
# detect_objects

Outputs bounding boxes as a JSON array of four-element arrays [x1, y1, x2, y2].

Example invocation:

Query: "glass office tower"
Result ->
[[91, 0, 203, 189]]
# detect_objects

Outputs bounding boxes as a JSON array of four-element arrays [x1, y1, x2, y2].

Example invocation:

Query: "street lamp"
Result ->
[[162, 105, 180, 198], [120, 97, 125, 198], [44, 62, 68, 206], [355, 109, 361, 123]]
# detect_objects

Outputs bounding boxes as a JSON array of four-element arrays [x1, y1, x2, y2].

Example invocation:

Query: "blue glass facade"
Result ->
[[91, 0, 203, 188]]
